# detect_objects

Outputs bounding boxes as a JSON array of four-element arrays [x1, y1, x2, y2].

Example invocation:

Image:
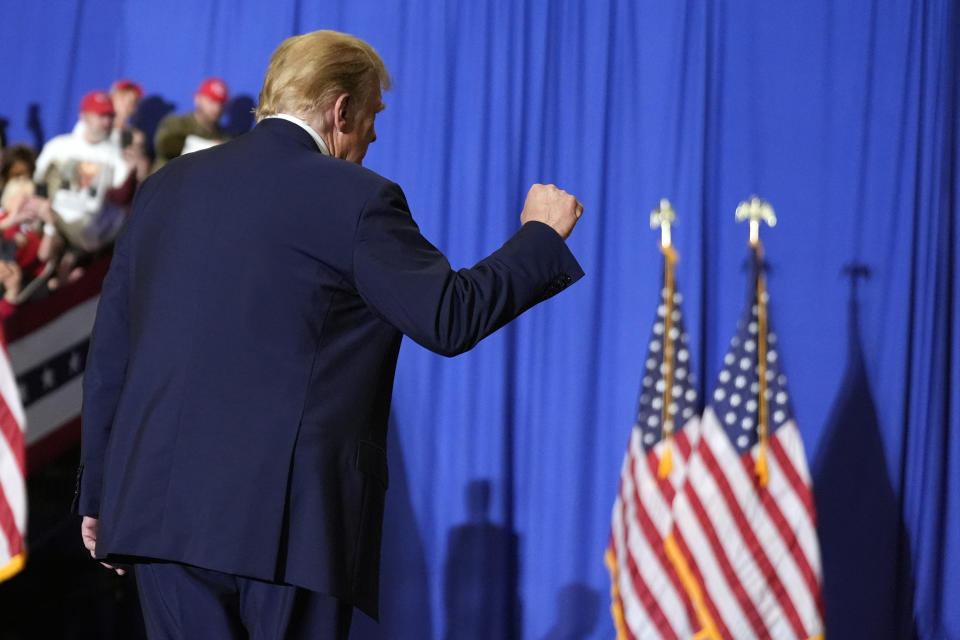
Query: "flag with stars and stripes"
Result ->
[[606, 254, 702, 640], [668, 252, 824, 640], [0, 317, 27, 582]]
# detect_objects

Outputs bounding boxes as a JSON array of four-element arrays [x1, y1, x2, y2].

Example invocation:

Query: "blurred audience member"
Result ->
[[0, 259, 22, 320], [0, 144, 36, 192], [109, 79, 143, 135], [153, 77, 229, 171], [34, 90, 137, 252], [0, 178, 58, 297]]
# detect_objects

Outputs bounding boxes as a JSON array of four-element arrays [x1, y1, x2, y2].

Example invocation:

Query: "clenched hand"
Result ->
[[520, 184, 584, 240]]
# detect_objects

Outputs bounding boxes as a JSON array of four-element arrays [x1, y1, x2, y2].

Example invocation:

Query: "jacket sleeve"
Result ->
[[353, 181, 584, 357], [73, 177, 159, 515]]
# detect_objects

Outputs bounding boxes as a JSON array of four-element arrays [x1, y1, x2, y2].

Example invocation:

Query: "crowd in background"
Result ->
[[0, 77, 232, 320]]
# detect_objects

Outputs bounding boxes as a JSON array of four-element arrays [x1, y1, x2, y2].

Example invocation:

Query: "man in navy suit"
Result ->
[[76, 30, 583, 639]]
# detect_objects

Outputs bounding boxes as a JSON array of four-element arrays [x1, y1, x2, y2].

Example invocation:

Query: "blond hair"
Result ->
[[255, 30, 391, 122]]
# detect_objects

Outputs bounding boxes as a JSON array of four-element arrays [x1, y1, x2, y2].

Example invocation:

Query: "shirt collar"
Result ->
[[264, 113, 330, 156]]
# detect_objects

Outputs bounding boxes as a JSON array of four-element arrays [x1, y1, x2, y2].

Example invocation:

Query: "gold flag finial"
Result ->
[[735, 196, 776, 247], [650, 198, 676, 248]]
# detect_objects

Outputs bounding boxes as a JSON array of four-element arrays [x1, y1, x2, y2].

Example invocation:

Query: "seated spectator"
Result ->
[[0, 144, 36, 193], [152, 77, 229, 171], [34, 90, 138, 253]]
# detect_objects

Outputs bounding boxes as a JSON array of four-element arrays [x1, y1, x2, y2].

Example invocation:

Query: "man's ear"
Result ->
[[333, 93, 352, 132]]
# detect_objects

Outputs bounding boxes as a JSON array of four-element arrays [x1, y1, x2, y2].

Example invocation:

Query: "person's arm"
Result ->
[[353, 182, 584, 357]]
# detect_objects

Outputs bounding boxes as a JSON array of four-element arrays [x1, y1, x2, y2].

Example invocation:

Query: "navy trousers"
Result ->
[[134, 562, 353, 639]]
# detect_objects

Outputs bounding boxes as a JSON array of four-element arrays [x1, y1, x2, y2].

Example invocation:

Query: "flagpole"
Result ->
[[735, 196, 776, 487], [651, 199, 678, 478]]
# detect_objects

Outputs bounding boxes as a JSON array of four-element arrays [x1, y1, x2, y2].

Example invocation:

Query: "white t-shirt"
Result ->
[[34, 127, 130, 189]]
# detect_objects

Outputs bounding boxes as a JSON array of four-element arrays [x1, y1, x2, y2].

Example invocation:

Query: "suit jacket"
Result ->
[[75, 118, 583, 618]]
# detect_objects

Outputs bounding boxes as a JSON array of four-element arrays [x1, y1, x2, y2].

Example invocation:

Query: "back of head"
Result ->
[[255, 30, 391, 123]]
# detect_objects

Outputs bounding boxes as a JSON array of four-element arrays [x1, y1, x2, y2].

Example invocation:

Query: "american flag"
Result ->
[[0, 319, 27, 582], [669, 252, 824, 639], [607, 250, 702, 640]]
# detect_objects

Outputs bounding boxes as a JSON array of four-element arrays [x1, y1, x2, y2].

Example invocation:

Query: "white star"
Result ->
[[672, 386, 682, 398], [653, 323, 664, 335], [746, 399, 758, 412], [735, 376, 746, 389], [760, 291, 770, 304], [731, 336, 741, 347], [682, 408, 694, 419], [751, 382, 760, 394], [69, 351, 83, 373], [730, 394, 742, 407], [685, 389, 696, 402], [657, 304, 667, 318], [647, 415, 659, 427], [740, 357, 752, 371], [725, 412, 736, 425], [774, 410, 786, 423], [719, 370, 731, 383], [675, 368, 687, 380], [741, 417, 754, 430], [671, 310, 681, 322], [669, 402, 679, 415], [678, 349, 689, 362], [650, 341, 661, 352], [655, 379, 666, 392], [776, 391, 788, 405], [669, 327, 680, 340], [737, 435, 749, 448], [714, 388, 726, 402], [643, 376, 652, 387], [644, 432, 656, 445], [778, 374, 787, 385], [646, 358, 657, 370], [748, 322, 758, 334], [769, 332, 778, 344], [652, 397, 662, 410], [42, 368, 56, 390], [744, 340, 755, 353], [767, 350, 778, 363], [724, 353, 735, 366], [673, 292, 683, 304]]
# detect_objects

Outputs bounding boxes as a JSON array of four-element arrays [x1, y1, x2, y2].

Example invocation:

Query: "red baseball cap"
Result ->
[[195, 77, 228, 103], [111, 79, 144, 98], [79, 90, 116, 115]]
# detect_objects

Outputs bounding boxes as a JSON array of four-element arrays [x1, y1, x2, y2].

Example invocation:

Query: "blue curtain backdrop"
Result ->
[[3, 1, 958, 638]]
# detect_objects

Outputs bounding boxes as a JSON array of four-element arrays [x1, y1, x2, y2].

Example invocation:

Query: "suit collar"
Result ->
[[255, 118, 325, 153]]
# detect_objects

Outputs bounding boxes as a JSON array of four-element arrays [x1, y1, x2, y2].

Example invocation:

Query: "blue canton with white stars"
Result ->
[[635, 284, 699, 452], [709, 277, 795, 455]]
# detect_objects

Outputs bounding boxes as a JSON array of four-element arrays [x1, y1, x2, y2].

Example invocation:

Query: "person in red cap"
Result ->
[[32, 90, 139, 254], [152, 77, 230, 171]]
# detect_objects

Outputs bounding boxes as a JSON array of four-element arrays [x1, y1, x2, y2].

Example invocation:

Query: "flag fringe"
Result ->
[[604, 546, 630, 640], [663, 534, 722, 640], [0, 551, 25, 583]]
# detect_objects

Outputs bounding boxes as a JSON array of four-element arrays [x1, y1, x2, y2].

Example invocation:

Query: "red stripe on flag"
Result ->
[[633, 450, 699, 629], [619, 480, 680, 640], [675, 429, 692, 459], [744, 455, 825, 622], [683, 480, 771, 639], [769, 435, 817, 525], [0, 482, 22, 560], [697, 441, 807, 639], [0, 400, 24, 476]]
